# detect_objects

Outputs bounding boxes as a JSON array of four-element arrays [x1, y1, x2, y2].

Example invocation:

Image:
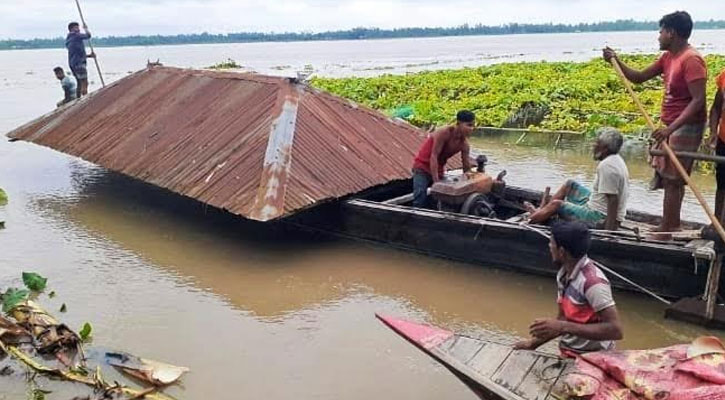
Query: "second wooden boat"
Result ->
[[376, 314, 571, 400]]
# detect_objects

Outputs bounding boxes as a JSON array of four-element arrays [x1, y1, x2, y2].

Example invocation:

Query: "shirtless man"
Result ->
[[411, 110, 475, 208]]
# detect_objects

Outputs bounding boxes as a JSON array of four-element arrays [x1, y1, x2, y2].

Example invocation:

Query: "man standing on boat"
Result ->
[[526, 128, 629, 231], [515, 221, 623, 356], [66, 22, 96, 98], [603, 11, 707, 234], [411, 110, 475, 208]]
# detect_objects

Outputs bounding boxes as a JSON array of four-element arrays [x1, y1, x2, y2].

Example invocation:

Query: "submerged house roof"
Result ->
[[7, 66, 429, 222]]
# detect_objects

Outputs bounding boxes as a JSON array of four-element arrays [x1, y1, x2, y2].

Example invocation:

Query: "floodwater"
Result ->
[[1, 32, 725, 399]]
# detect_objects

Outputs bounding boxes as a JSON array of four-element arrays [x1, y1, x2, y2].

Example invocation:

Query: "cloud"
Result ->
[[1, 0, 722, 39]]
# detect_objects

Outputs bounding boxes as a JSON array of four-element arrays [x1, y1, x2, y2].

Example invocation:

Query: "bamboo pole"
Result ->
[[705, 254, 723, 320], [649, 149, 725, 164], [610, 59, 725, 247], [705, 207, 725, 320], [74, 0, 105, 87]]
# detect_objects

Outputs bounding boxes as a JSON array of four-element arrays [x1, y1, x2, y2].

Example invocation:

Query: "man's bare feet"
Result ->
[[650, 225, 682, 233], [647, 225, 681, 241]]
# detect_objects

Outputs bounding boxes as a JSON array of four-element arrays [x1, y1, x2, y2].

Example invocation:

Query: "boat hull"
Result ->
[[376, 314, 571, 400], [289, 183, 715, 300]]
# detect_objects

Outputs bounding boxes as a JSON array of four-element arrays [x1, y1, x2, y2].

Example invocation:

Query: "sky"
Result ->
[[2, 0, 724, 40]]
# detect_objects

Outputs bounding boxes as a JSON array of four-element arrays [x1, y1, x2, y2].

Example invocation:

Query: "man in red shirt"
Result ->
[[411, 110, 475, 208], [709, 70, 725, 219], [603, 11, 707, 233]]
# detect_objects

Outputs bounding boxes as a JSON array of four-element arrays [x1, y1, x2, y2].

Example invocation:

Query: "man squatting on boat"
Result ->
[[514, 221, 624, 356]]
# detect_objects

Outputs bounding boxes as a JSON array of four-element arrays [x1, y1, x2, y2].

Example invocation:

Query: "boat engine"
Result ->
[[428, 155, 507, 218]]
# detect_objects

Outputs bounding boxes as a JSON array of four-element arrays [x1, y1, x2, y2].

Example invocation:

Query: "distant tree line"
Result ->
[[3, 19, 725, 50]]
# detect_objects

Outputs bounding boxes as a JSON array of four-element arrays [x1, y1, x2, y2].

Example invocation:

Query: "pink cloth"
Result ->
[[556, 344, 725, 399]]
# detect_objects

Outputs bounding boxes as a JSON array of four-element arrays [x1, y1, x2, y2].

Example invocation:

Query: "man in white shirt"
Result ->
[[526, 127, 630, 231], [54, 67, 77, 107]]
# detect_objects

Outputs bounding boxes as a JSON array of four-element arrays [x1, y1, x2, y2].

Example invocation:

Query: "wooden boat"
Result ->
[[376, 314, 571, 400], [293, 178, 716, 300]]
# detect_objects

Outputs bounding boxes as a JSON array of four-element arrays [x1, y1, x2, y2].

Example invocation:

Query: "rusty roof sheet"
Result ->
[[7, 66, 433, 221]]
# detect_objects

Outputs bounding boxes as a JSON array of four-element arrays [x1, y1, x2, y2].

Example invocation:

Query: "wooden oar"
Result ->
[[609, 59, 725, 245], [74, 0, 105, 87]]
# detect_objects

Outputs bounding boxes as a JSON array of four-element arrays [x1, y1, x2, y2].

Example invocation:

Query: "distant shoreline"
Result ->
[[3, 19, 725, 51]]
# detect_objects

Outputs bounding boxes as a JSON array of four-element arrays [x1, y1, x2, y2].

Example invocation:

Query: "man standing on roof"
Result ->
[[514, 221, 623, 356], [54, 67, 77, 107], [66, 22, 96, 98], [412, 110, 475, 208], [603, 11, 707, 234]]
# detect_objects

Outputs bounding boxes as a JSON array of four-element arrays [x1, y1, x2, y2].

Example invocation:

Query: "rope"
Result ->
[[519, 223, 672, 305]]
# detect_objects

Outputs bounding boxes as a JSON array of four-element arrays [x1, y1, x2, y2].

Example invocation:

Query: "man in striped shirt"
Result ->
[[515, 221, 623, 356]]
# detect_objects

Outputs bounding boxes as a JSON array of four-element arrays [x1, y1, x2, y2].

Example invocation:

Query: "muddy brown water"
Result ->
[[2, 38, 725, 398], [1, 131, 724, 400]]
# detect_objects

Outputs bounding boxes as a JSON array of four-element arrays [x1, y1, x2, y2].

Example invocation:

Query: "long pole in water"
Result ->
[[610, 59, 725, 247], [74, 0, 105, 87]]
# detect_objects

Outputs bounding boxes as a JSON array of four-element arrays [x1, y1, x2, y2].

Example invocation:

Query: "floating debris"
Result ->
[[0, 273, 188, 399], [207, 58, 242, 70], [22, 272, 47, 292], [106, 352, 189, 386]]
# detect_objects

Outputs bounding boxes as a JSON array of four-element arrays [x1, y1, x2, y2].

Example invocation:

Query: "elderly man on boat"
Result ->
[[515, 221, 623, 356], [526, 128, 629, 231]]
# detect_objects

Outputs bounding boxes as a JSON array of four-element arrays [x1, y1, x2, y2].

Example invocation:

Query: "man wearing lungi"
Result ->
[[603, 11, 707, 233]]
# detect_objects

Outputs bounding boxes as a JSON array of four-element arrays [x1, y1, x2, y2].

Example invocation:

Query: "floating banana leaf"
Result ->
[[106, 351, 189, 386]]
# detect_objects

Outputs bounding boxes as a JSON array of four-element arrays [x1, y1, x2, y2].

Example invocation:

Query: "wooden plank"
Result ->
[[491, 350, 540, 393], [444, 336, 485, 365], [685, 239, 714, 250], [383, 193, 413, 205], [467, 342, 513, 378], [516, 356, 567, 400]]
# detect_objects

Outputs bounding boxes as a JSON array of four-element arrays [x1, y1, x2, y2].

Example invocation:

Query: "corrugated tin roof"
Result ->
[[7, 66, 433, 221]]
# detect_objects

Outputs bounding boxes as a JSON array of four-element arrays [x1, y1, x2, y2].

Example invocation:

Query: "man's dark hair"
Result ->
[[456, 110, 475, 123], [68, 22, 80, 31], [551, 221, 591, 259], [53, 67, 64, 74], [659, 11, 693, 39]]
